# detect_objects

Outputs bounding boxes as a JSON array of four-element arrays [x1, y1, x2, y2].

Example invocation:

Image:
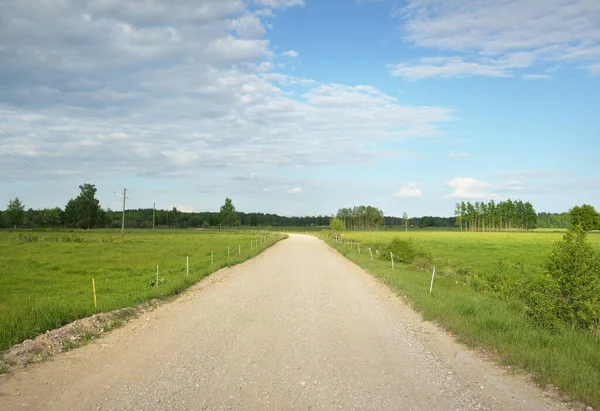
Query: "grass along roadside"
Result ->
[[0, 229, 286, 353], [321, 233, 600, 409]]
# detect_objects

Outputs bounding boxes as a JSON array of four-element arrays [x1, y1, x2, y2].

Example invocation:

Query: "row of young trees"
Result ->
[[336, 206, 385, 230], [454, 199, 537, 231]]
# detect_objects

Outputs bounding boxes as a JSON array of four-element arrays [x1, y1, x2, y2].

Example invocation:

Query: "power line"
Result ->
[[0, 126, 65, 181], [0, 126, 65, 171], [0, 142, 54, 177]]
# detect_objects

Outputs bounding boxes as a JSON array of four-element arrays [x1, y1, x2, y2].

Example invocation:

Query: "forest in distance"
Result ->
[[0, 183, 581, 230]]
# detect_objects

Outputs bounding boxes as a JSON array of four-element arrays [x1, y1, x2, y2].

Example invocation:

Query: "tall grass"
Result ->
[[0, 229, 285, 350], [324, 233, 600, 408]]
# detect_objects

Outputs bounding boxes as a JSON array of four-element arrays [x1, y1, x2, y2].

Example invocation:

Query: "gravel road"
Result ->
[[0, 234, 573, 410]]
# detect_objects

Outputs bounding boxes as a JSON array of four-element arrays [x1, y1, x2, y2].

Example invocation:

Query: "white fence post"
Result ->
[[211, 251, 213, 265], [186, 256, 189, 276], [369, 248, 373, 261], [430, 267, 436, 294], [238, 245, 241, 255], [358, 243, 360, 253], [156, 265, 159, 288], [391, 252, 395, 269]]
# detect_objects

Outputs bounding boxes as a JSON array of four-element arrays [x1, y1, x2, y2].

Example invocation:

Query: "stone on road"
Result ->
[[0, 234, 569, 410]]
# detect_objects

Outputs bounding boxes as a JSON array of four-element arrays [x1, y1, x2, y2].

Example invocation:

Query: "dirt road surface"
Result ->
[[0, 234, 572, 410]]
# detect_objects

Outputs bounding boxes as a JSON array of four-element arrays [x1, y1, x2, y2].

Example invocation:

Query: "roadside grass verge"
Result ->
[[323, 234, 600, 408], [0, 229, 286, 351]]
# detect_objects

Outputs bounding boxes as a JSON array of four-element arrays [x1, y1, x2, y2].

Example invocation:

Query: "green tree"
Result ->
[[65, 184, 103, 229], [569, 204, 599, 232], [525, 226, 600, 330], [41, 207, 62, 227], [6, 197, 25, 228], [454, 203, 463, 231], [523, 201, 537, 230], [188, 215, 202, 228], [329, 217, 344, 233], [64, 198, 78, 227], [219, 198, 239, 226]]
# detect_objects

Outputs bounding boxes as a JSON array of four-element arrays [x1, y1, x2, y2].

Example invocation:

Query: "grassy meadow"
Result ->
[[340, 230, 600, 277], [324, 230, 600, 407], [0, 229, 285, 351]]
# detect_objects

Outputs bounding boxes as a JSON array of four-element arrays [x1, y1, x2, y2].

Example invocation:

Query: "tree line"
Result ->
[[0, 188, 334, 229], [1, 184, 106, 229], [1, 183, 596, 231], [454, 199, 537, 231]]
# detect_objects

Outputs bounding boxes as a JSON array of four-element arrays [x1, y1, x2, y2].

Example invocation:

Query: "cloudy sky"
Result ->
[[0, 0, 598, 217]]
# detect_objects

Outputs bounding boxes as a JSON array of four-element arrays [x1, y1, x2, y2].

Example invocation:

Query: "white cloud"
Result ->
[[229, 14, 266, 40], [205, 36, 270, 62], [287, 187, 302, 194], [560, 45, 600, 62], [283, 49, 299, 58], [391, 0, 600, 79], [254, 0, 305, 8], [447, 151, 470, 158], [0, 0, 454, 215], [390, 53, 537, 79], [445, 177, 500, 199], [586, 62, 600, 75], [393, 182, 423, 198], [522, 74, 551, 80]]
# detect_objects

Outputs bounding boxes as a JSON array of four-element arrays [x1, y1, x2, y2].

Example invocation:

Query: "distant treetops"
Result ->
[[454, 199, 537, 231], [2, 187, 598, 232]]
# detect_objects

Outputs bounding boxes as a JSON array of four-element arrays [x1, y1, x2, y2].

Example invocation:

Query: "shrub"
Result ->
[[524, 226, 600, 330], [380, 237, 418, 264]]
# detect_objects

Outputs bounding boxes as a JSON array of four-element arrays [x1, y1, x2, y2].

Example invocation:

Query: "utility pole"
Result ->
[[121, 188, 127, 235], [152, 202, 155, 230]]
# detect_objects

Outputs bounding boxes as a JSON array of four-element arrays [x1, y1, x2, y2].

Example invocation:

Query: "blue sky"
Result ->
[[0, 0, 598, 217]]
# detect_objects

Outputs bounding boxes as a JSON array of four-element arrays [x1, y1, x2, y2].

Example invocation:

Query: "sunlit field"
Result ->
[[341, 230, 600, 277], [0, 229, 284, 350]]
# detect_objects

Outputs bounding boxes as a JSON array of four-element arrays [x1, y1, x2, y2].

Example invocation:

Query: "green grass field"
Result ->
[[324, 230, 600, 408], [0, 229, 284, 351], [339, 230, 600, 278]]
